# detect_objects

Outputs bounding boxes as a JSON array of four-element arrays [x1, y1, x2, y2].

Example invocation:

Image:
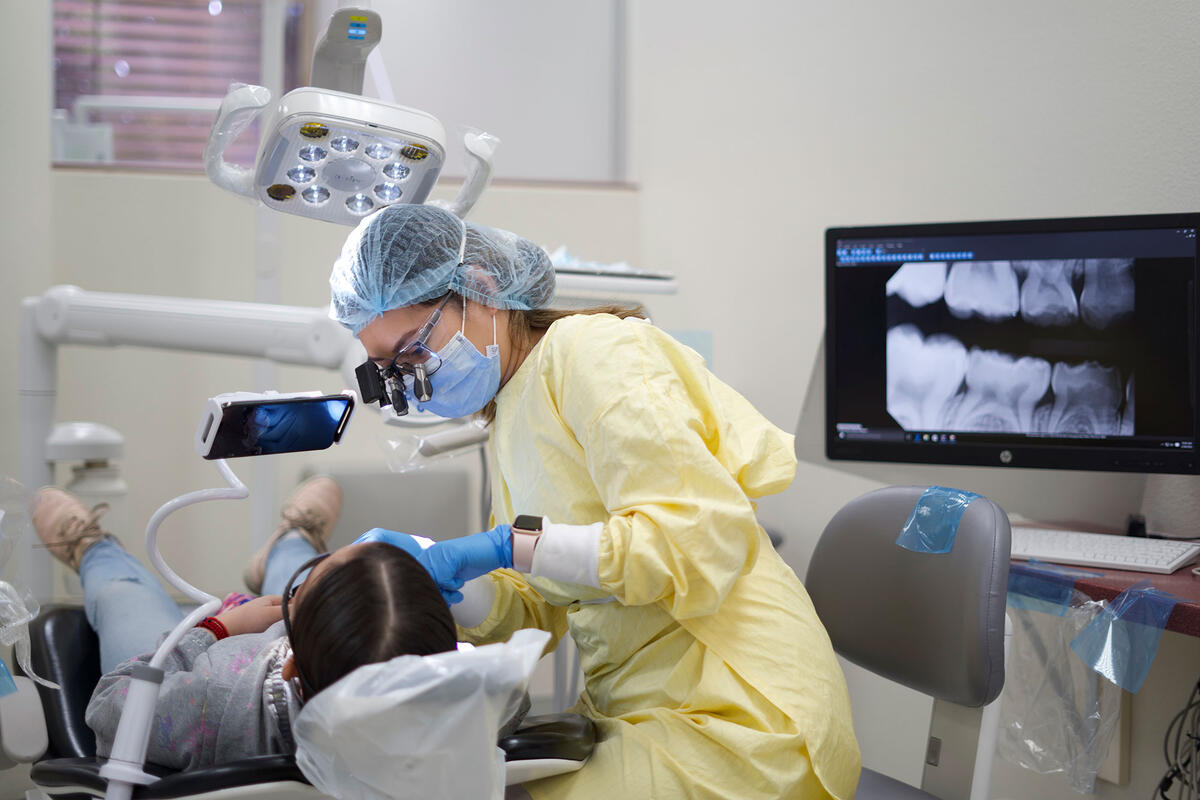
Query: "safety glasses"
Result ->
[[281, 551, 332, 701], [355, 294, 453, 415]]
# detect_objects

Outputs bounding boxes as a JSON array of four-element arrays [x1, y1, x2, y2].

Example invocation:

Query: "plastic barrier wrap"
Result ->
[[894, 486, 981, 554], [0, 478, 60, 693], [294, 628, 548, 800], [1000, 561, 1120, 794], [1070, 579, 1180, 694], [379, 418, 489, 473]]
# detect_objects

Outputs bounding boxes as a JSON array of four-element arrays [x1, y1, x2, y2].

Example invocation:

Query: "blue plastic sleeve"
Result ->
[[1069, 579, 1181, 694], [0, 658, 15, 698], [1007, 560, 1101, 616], [894, 486, 981, 554]]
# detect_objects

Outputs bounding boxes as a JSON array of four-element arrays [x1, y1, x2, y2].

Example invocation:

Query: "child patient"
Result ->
[[32, 477, 458, 771]]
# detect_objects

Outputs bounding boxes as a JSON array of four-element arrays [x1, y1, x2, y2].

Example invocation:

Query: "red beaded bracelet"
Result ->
[[196, 617, 229, 640]]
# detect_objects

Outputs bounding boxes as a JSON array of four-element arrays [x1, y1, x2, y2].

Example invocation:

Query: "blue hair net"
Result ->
[[329, 204, 556, 334]]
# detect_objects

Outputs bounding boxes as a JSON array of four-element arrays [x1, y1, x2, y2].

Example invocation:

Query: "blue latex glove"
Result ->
[[417, 525, 513, 604], [353, 528, 429, 560]]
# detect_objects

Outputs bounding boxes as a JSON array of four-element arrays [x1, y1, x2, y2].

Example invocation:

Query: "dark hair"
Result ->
[[288, 542, 456, 697]]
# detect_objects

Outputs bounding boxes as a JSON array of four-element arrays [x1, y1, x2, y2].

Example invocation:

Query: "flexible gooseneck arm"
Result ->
[[145, 459, 247, 666], [100, 460, 248, 800]]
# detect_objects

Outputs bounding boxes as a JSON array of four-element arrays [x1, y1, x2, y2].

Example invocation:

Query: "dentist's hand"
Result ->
[[416, 525, 513, 604], [353, 528, 433, 559], [354, 526, 511, 604]]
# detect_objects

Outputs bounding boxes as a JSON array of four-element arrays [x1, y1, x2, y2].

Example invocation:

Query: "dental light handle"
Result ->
[[442, 131, 498, 219], [311, 7, 382, 95], [204, 83, 272, 198], [100, 460, 248, 800]]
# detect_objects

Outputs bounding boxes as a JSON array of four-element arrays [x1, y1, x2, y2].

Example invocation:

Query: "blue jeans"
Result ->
[[80, 535, 319, 673]]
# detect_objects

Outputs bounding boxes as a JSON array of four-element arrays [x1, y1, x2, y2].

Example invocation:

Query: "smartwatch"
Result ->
[[511, 514, 543, 573]]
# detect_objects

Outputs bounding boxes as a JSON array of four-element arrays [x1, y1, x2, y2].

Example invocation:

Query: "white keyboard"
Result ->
[[1011, 526, 1200, 574]]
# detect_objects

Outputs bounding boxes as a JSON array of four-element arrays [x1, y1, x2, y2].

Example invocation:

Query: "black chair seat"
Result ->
[[499, 713, 596, 762], [24, 605, 102, 759], [28, 604, 596, 797], [32, 755, 306, 799], [34, 711, 596, 800]]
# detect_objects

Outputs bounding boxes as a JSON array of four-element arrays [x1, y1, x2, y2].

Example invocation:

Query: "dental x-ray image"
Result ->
[[885, 259, 1140, 437]]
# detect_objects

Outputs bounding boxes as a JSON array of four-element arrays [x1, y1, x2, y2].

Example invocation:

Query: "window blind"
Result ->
[[53, 0, 287, 169]]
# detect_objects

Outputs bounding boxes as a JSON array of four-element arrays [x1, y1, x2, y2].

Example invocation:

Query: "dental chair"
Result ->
[[23, 605, 595, 799], [806, 485, 1011, 800]]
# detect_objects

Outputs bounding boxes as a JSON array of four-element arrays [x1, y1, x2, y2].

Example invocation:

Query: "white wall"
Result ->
[[357, 0, 627, 182], [626, 1, 1200, 795]]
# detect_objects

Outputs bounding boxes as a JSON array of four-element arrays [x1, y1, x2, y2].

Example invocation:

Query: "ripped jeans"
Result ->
[[80, 535, 318, 673]]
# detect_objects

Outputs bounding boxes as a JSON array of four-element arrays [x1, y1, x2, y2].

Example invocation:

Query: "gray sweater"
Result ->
[[86, 621, 298, 771]]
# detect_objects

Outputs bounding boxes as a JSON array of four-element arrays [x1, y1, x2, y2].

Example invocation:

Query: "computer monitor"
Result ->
[[825, 213, 1200, 474]]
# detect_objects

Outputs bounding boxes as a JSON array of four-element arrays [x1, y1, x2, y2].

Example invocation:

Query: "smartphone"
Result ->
[[195, 391, 355, 460]]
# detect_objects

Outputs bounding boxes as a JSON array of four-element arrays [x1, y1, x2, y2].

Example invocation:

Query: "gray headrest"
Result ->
[[805, 485, 1011, 707]]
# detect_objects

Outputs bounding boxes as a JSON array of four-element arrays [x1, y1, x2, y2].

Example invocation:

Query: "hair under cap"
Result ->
[[328, 204, 556, 334]]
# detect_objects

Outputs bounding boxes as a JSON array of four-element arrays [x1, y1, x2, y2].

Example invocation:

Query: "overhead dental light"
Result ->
[[205, 7, 493, 224]]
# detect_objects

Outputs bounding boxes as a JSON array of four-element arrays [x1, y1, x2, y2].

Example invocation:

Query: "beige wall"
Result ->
[[1, 6, 52, 481], [7, 1, 1200, 798]]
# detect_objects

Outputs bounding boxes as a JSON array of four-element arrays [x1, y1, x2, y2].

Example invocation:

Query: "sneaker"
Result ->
[[243, 476, 343, 594], [31, 487, 120, 573]]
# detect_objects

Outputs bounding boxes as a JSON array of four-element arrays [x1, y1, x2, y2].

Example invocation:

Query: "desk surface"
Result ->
[[1013, 558, 1200, 638]]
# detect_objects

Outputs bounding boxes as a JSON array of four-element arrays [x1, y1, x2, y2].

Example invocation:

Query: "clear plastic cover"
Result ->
[[428, 127, 499, 219], [0, 478, 60, 692], [203, 82, 272, 198], [293, 628, 548, 800], [1069, 578, 1180, 694], [1000, 562, 1119, 793], [378, 418, 490, 473]]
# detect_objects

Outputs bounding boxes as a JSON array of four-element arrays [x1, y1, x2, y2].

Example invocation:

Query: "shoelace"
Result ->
[[41, 502, 111, 554], [282, 507, 329, 543]]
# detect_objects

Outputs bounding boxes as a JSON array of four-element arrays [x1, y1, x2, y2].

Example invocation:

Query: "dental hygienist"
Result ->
[[330, 205, 861, 800]]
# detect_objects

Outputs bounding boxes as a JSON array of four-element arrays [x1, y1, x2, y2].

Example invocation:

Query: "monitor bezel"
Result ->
[[825, 212, 1200, 475]]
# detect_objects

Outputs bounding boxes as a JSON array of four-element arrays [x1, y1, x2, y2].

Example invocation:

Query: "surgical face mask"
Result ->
[[414, 298, 500, 418]]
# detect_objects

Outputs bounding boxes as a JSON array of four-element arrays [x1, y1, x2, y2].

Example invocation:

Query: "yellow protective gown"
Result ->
[[460, 313, 860, 799]]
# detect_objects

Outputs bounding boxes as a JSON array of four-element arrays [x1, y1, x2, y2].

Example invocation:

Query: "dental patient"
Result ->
[[31, 477, 460, 771]]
